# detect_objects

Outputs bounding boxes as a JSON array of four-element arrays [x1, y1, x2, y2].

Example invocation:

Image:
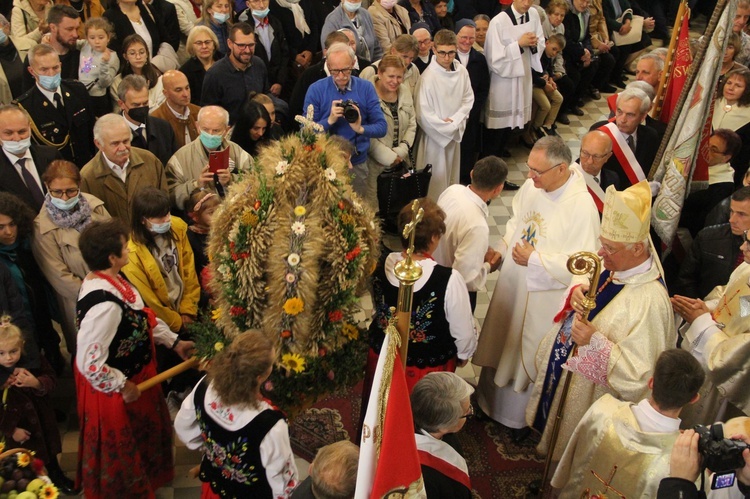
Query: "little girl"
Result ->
[[0, 316, 76, 494], [175, 330, 298, 498], [186, 187, 220, 298], [79, 17, 119, 118]]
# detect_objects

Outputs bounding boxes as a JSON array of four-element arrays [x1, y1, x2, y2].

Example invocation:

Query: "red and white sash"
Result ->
[[607, 93, 618, 114], [597, 122, 646, 185], [572, 163, 605, 212]]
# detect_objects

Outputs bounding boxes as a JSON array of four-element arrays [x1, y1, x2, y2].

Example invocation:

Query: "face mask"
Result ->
[[127, 105, 150, 124], [380, 0, 397, 8], [1, 137, 31, 156], [212, 12, 230, 23], [150, 219, 172, 234], [49, 194, 80, 211], [343, 1, 361, 12], [252, 7, 270, 18], [37, 72, 61, 91], [0, 30, 7, 45], [200, 130, 224, 149]]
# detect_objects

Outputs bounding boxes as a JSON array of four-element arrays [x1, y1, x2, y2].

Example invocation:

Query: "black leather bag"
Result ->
[[376, 164, 432, 234]]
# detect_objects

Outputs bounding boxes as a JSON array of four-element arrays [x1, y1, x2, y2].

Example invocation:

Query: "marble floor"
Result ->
[[51, 90, 617, 497]]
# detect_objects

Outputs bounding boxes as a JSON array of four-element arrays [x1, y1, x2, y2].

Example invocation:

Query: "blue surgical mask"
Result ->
[[200, 130, 224, 150], [37, 72, 61, 91], [212, 12, 230, 23], [150, 219, 172, 234], [343, 1, 361, 12], [0, 30, 7, 45], [49, 193, 80, 211], [2, 137, 31, 156], [252, 8, 270, 18]]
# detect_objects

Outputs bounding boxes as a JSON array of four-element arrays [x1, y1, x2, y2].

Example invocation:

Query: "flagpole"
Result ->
[[393, 199, 424, 366], [651, 0, 689, 118], [648, 0, 730, 179]]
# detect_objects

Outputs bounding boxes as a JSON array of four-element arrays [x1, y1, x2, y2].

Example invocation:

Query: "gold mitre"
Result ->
[[600, 180, 651, 243]]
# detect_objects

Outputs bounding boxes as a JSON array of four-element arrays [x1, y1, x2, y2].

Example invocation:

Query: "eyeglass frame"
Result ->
[[48, 187, 80, 199], [459, 403, 474, 419], [580, 150, 610, 161], [435, 50, 457, 58], [599, 237, 629, 255], [526, 161, 563, 177], [329, 67, 353, 76]]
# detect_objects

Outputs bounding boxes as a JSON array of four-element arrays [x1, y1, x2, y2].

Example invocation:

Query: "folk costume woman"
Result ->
[[75, 219, 193, 498]]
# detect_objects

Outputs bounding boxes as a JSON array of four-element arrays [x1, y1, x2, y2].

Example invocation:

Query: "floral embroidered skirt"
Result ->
[[74, 361, 174, 498]]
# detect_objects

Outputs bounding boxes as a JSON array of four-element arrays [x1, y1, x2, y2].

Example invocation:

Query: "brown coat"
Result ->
[[588, 0, 612, 51], [31, 193, 111, 352], [150, 101, 201, 149], [368, 1, 411, 54], [79, 147, 168, 226]]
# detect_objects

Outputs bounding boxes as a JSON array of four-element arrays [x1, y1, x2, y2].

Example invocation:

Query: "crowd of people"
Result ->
[[0, 0, 748, 496]]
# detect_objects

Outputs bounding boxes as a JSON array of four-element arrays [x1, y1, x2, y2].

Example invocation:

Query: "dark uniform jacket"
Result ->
[[14, 79, 95, 167]]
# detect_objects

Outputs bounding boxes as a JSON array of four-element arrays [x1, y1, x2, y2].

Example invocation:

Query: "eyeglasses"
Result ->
[[193, 40, 214, 46], [436, 50, 457, 58], [460, 403, 474, 419], [580, 150, 609, 161], [126, 50, 147, 58], [49, 188, 80, 199], [231, 41, 256, 51], [330, 68, 353, 76], [599, 238, 626, 255], [526, 162, 562, 177]]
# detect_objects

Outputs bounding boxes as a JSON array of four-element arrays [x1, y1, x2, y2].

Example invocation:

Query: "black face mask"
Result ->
[[128, 105, 150, 124]]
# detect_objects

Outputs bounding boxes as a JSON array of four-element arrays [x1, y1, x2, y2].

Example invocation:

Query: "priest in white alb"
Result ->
[[414, 29, 474, 201], [526, 180, 676, 461], [482, 0, 544, 157], [472, 136, 599, 438]]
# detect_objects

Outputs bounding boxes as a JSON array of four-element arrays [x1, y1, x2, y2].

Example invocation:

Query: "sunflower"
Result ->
[[283, 297, 304, 316], [214, 342, 224, 352], [341, 322, 359, 341], [293, 205, 306, 217], [211, 308, 222, 321], [41, 484, 59, 499], [17, 451, 30, 467], [281, 353, 306, 373]]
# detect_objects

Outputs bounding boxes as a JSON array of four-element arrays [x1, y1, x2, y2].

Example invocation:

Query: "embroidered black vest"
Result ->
[[194, 379, 284, 498], [369, 262, 456, 367], [76, 289, 152, 378]]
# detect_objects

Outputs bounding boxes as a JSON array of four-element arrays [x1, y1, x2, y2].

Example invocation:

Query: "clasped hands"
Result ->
[[671, 295, 710, 324]]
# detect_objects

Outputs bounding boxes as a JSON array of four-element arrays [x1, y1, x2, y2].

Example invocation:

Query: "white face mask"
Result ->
[[343, 1, 361, 12], [1, 137, 31, 156], [380, 0, 397, 8]]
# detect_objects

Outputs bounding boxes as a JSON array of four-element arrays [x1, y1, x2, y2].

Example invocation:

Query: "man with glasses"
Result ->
[[410, 23, 433, 73], [571, 130, 621, 215], [473, 136, 599, 441], [527, 180, 674, 462], [671, 209, 750, 428], [201, 21, 270, 124], [414, 29, 474, 200], [303, 42, 386, 197]]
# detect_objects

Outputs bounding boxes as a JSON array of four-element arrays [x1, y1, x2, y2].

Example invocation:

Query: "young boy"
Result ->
[[551, 349, 705, 498], [524, 34, 565, 145], [414, 29, 474, 200]]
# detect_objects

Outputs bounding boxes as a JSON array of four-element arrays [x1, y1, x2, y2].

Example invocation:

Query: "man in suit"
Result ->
[[0, 105, 61, 211], [116, 75, 178, 167], [455, 19, 490, 186], [80, 114, 169, 227], [151, 70, 201, 149], [240, 0, 291, 99], [16, 44, 94, 167], [591, 88, 659, 189], [574, 130, 622, 215]]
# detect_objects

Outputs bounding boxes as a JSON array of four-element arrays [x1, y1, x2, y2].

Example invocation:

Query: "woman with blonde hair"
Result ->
[[11, 0, 52, 42], [180, 25, 221, 105], [369, 0, 411, 54], [195, 0, 231, 55], [175, 330, 299, 498]]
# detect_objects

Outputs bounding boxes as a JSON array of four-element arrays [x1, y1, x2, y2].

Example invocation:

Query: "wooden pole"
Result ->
[[651, 0, 689, 118], [136, 356, 200, 392]]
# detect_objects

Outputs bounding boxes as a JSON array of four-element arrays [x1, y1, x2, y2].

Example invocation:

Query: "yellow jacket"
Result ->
[[122, 217, 200, 332]]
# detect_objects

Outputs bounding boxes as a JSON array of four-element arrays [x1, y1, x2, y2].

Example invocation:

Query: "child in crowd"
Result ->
[[524, 34, 565, 146], [185, 188, 220, 295], [79, 17, 119, 118], [542, 0, 577, 125], [175, 330, 298, 498], [0, 316, 77, 494]]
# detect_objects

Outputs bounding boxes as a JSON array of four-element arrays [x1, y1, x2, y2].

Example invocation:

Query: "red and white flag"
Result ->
[[355, 331, 425, 498]]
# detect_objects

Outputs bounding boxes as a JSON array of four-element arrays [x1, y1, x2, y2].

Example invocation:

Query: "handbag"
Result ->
[[612, 9, 644, 46], [377, 163, 432, 234]]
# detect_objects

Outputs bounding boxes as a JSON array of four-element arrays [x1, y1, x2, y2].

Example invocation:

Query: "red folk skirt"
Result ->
[[74, 359, 174, 498]]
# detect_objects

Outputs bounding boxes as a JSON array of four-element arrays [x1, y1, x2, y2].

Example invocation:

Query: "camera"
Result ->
[[695, 423, 749, 474], [336, 100, 359, 124]]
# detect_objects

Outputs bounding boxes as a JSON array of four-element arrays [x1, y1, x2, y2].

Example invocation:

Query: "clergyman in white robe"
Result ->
[[414, 57, 474, 201], [484, 4, 544, 130], [473, 166, 600, 428]]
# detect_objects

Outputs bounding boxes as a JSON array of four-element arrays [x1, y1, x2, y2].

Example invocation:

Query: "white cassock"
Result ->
[[414, 58, 474, 201], [484, 6, 544, 130], [472, 168, 600, 428]]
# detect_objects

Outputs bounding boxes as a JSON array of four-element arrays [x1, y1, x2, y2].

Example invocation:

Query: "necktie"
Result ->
[[626, 135, 635, 152], [132, 127, 147, 149], [18, 158, 45, 207], [53, 93, 64, 111], [519, 15, 525, 24]]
